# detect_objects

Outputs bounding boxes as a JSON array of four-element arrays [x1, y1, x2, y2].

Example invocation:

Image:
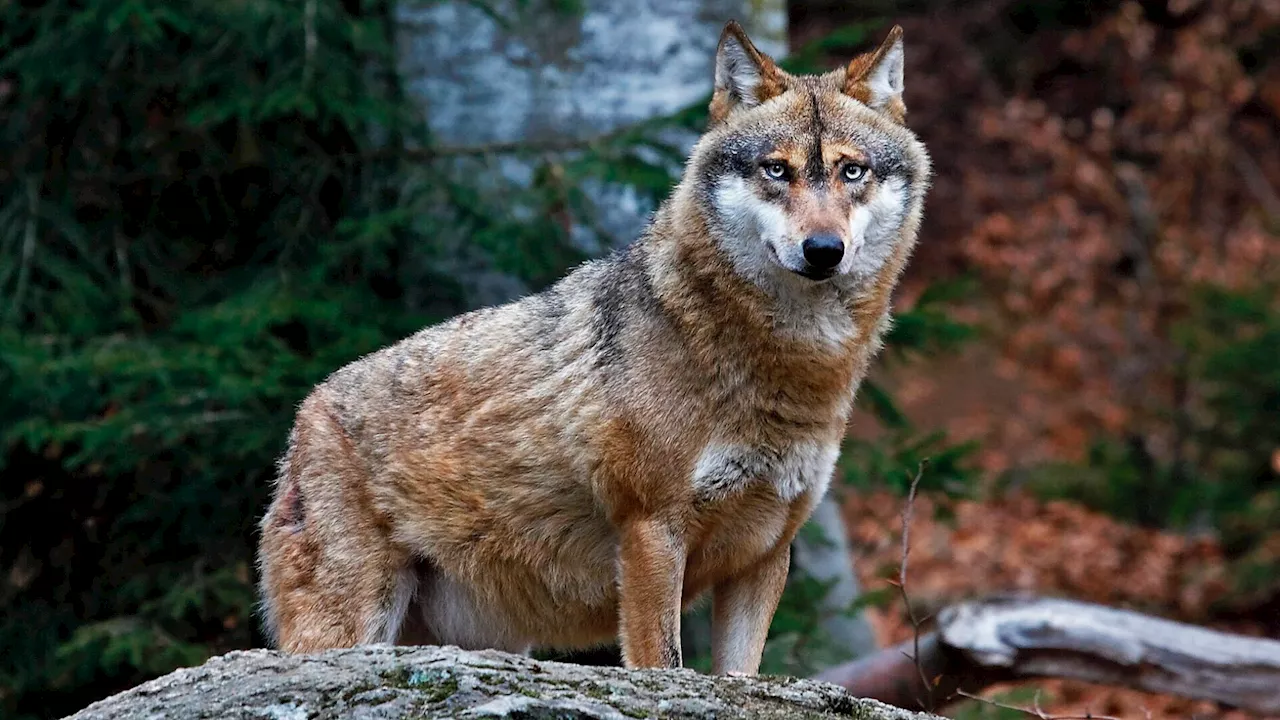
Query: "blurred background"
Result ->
[[1, 0, 1277, 718]]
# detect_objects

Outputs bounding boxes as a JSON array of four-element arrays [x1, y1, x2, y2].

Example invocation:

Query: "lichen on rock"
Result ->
[[63, 645, 942, 719]]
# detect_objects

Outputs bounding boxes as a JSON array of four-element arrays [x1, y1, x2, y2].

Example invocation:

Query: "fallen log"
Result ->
[[815, 595, 1280, 715]]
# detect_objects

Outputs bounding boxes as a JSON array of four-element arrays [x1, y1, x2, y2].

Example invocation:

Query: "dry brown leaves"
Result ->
[[882, 0, 1280, 470], [844, 489, 1273, 719]]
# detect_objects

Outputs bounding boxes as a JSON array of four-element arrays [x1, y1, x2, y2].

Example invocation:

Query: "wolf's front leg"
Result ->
[[711, 545, 791, 675], [617, 517, 686, 668]]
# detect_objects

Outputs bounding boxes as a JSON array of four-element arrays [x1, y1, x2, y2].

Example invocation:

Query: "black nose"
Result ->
[[802, 234, 844, 270]]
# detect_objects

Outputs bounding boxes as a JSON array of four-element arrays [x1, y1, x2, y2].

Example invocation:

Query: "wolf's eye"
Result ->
[[761, 161, 789, 181], [841, 163, 868, 182]]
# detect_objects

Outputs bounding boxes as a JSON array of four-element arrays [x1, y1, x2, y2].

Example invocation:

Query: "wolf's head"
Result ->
[[685, 22, 931, 290]]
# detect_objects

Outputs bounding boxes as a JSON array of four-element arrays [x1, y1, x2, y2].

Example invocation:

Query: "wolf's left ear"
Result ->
[[844, 25, 906, 123], [710, 20, 785, 124]]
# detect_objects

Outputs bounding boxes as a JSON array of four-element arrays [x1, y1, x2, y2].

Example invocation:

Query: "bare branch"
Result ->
[[302, 0, 318, 91], [8, 178, 39, 322], [429, 137, 605, 158], [955, 689, 1124, 720], [895, 461, 933, 711], [1232, 146, 1280, 224]]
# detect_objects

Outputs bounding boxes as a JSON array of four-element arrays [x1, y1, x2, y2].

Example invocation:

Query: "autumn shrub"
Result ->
[[898, 0, 1280, 613], [948, 0, 1280, 467], [1017, 285, 1280, 607]]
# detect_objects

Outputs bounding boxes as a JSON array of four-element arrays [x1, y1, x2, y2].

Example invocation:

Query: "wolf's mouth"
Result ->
[[794, 267, 836, 281]]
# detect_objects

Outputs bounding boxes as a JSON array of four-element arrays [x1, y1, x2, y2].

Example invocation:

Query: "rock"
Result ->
[[398, 0, 786, 148], [63, 645, 942, 719], [394, 0, 788, 309], [789, 494, 881, 664]]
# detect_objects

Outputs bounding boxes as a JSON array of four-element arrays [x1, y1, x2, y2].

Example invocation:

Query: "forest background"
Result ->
[[2, 0, 1278, 718]]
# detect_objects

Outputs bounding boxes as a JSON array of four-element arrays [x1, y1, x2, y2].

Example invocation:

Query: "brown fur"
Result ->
[[257, 21, 930, 674]]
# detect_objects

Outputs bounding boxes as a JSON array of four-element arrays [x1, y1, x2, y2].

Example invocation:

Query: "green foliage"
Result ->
[[840, 278, 982, 497], [0, 0, 578, 716], [760, 575, 895, 677], [0, 3, 975, 717], [884, 277, 981, 358]]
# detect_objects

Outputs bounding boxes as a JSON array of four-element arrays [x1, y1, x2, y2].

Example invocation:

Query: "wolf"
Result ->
[[257, 20, 930, 675]]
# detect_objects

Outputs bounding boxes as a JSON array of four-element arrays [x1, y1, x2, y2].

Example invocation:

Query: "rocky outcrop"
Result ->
[[64, 645, 940, 719]]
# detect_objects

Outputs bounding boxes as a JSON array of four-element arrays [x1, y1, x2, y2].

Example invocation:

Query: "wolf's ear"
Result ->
[[844, 25, 906, 123], [710, 20, 785, 124]]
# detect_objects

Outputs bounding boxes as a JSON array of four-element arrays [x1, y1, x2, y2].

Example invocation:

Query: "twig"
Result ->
[[334, 137, 607, 166], [8, 178, 38, 322], [956, 689, 1125, 720], [895, 460, 933, 711], [1232, 147, 1280, 225], [426, 134, 616, 159], [302, 0, 318, 91], [114, 228, 132, 298]]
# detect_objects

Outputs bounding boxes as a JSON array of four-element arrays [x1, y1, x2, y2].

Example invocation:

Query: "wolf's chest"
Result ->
[[690, 440, 839, 505]]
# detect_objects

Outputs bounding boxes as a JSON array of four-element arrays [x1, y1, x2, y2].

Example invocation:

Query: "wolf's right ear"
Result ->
[[710, 20, 784, 124], [844, 25, 906, 123]]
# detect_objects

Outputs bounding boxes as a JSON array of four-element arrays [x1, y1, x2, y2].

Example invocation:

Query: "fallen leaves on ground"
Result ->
[[844, 489, 1274, 719]]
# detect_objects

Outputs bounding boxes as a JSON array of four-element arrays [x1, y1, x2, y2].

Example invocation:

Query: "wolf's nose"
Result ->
[[802, 235, 844, 270]]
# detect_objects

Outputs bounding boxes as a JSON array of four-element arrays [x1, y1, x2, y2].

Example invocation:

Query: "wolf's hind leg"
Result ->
[[257, 395, 413, 652], [710, 545, 790, 675]]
